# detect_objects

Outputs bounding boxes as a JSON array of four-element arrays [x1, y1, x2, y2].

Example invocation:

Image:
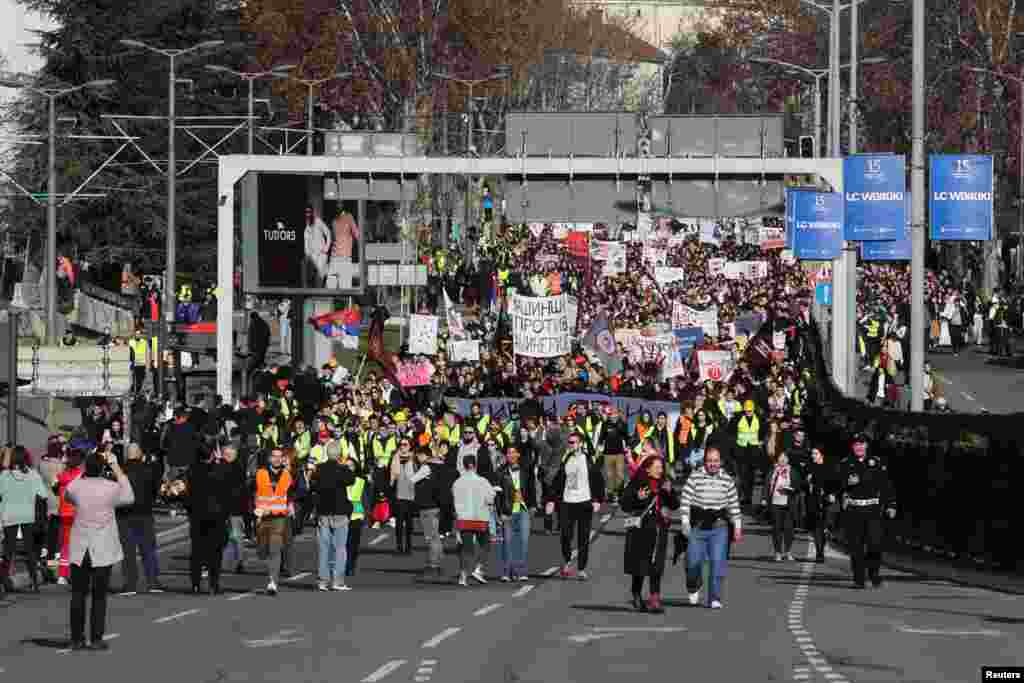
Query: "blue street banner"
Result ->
[[815, 282, 833, 305], [785, 188, 795, 249], [790, 190, 843, 260], [673, 326, 704, 361], [929, 155, 993, 241], [844, 154, 906, 241], [862, 193, 912, 261]]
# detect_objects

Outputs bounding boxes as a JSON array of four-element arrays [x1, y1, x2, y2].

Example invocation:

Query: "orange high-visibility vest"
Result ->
[[255, 469, 292, 516]]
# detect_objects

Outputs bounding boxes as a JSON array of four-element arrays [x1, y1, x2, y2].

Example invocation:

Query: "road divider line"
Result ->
[[961, 391, 976, 402], [421, 627, 461, 648], [600, 514, 612, 523], [154, 609, 200, 624], [369, 534, 388, 546], [591, 627, 686, 632], [361, 659, 406, 683], [512, 585, 534, 597], [228, 591, 256, 601], [542, 566, 559, 576], [473, 603, 503, 617], [286, 572, 311, 582]]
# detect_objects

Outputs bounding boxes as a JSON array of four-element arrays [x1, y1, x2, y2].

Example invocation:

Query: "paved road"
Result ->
[[2, 510, 1021, 682], [926, 344, 1024, 414]]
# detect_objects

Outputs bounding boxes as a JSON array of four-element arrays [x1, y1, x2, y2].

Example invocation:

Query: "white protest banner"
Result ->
[[773, 331, 787, 351], [654, 266, 686, 285], [746, 261, 769, 279], [408, 314, 439, 355], [696, 306, 719, 337], [672, 302, 696, 329], [529, 223, 545, 238], [448, 339, 480, 362], [566, 295, 578, 337], [781, 249, 796, 265], [511, 294, 571, 358], [603, 242, 626, 276], [637, 212, 654, 241], [591, 240, 612, 260], [725, 262, 746, 280], [760, 227, 785, 250], [642, 245, 667, 267], [708, 257, 726, 277], [699, 220, 720, 245], [613, 329, 680, 378], [697, 349, 736, 382]]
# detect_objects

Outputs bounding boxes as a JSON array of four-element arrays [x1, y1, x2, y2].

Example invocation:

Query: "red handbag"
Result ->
[[371, 500, 391, 524]]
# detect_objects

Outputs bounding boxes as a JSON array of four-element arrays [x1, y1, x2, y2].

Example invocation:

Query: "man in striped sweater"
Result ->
[[679, 447, 742, 609]]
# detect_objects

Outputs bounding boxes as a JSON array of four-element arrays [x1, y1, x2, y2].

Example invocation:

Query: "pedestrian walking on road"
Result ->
[[412, 447, 445, 578], [56, 449, 85, 585], [621, 453, 679, 613], [494, 445, 536, 582], [187, 450, 234, 595], [254, 447, 295, 596], [452, 455, 495, 586], [837, 434, 896, 589], [116, 444, 163, 595], [1, 446, 56, 594], [310, 442, 355, 591], [766, 453, 800, 562], [219, 445, 249, 575], [679, 447, 742, 609], [545, 432, 605, 580], [803, 445, 838, 563], [64, 450, 135, 650]]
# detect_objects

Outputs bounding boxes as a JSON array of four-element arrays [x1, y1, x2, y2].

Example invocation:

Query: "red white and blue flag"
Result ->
[[310, 307, 361, 349]]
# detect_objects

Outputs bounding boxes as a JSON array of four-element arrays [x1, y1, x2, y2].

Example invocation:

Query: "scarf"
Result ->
[[770, 464, 791, 498]]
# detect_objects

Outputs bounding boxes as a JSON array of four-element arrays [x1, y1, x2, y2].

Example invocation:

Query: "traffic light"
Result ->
[[799, 135, 815, 158]]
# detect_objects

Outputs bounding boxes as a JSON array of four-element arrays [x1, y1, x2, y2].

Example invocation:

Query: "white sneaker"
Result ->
[[458, 572, 468, 587], [331, 583, 351, 591], [317, 581, 329, 592], [774, 553, 783, 562], [387, 519, 396, 528], [471, 568, 487, 584], [688, 592, 700, 606], [267, 581, 278, 596], [517, 575, 530, 582], [500, 576, 511, 583], [57, 577, 68, 586], [785, 553, 795, 561], [710, 600, 723, 609]]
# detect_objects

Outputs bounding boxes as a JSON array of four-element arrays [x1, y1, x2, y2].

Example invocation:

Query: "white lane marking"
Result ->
[[824, 674, 846, 681], [568, 633, 623, 644], [961, 391, 976, 402], [897, 625, 1004, 637], [589, 530, 597, 541], [369, 534, 388, 546], [154, 609, 200, 624], [417, 668, 433, 674], [591, 626, 687, 632], [420, 660, 437, 665], [361, 660, 407, 683], [415, 678, 430, 682], [228, 591, 256, 601], [473, 603, 503, 617], [155, 522, 190, 540], [286, 571, 311, 582], [421, 627, 461, 648], [600, 514, 612, 523], [793, 675, 810, 681], [542, 566, 559, 576], [512, 585, 534, 598], [244, 630, 306, 647]]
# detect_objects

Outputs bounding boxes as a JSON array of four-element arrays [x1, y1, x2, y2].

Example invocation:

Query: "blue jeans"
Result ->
[[317, 516, 349, 584], [686, 525, 730, 603], [503, 510, 531, 578]]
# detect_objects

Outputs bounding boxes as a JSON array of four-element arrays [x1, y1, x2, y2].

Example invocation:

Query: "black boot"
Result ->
[[631, 594, 646, 612]]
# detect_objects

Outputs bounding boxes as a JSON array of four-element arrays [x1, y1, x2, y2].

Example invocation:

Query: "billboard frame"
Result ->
[[217, 153, 844, 402]]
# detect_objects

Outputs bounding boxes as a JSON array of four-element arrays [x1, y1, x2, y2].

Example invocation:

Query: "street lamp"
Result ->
[[0, 74, 114, 345], [205, 63, 296, 154], [119, 38, 223, 397], [277, 72, 351, 156], [969, 67, 1024, 281]]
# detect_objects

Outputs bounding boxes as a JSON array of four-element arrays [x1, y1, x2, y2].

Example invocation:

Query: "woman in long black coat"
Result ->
[[621, 453, 679, 614]]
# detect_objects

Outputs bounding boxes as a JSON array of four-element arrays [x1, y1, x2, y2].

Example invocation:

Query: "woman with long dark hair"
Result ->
[[0, 446, 55, 594], [620, 453, 679, 614]]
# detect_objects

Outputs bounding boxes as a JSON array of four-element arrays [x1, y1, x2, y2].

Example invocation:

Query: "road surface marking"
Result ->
[[824, 674, 845, 681], [600, 514, 611, 523], [154, 609, 200, 624], [568, 633, 623, 644], [591, 627, 686, 632], [369, 534, 388, 546], [542, 566, 559, 576], [228, 591, 256, 601], [897, 625, 1003, 637], [420, 660, 437, 665], [512, 585, 534, 597], [286, 572, 311, 582], [244, 630, 305, 647], [961, 391, 976, 402], [473, 603, 503, 616], [361, 660, 406, 683], [421, 627, 461, 648], [57, 633, 120, 655], [589, 530, 597, 541]]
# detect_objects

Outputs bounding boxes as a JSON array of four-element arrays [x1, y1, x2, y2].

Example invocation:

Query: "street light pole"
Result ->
[[909, 0, 925, 411], [206, 64, 296, 154], [849, 0, 859, 154]]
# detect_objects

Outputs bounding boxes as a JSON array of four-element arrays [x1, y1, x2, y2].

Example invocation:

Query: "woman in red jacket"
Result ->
[[56, 450, 84, 584]]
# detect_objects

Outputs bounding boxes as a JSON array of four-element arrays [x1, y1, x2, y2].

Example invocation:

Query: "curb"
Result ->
[[5, 520, 191, 592]]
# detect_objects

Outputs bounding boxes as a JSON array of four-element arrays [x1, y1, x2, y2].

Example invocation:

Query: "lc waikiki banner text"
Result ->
[[843, 154, 906, 241], [444, 393, 681, 433], [789, 190, 843, 260], [929, 155, 993, 241], [862, 193, 912, 261]]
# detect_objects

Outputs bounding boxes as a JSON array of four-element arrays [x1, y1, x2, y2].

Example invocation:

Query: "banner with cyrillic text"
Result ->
[[511, 294, 571, 358], [444, 393, 681, 432]]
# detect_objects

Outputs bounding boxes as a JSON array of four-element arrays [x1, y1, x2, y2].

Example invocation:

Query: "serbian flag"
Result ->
[[310, 307, 361, 349]]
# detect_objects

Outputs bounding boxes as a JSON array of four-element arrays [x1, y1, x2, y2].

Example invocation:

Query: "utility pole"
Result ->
[[205, 64, 296, 154], [909, 0, 925, 411]]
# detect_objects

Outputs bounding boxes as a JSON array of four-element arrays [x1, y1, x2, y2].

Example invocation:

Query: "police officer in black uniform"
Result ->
[[837, 433, 896, 588]]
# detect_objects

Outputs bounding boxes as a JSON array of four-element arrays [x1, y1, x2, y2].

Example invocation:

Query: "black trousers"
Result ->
[[395, 499, 415, 551], [950, 324, 964, 353], [807, 498, 835, 557], [3, 523, 39, 586], [770, 504, 795, 555], [190, 517, 227, 589], [559, 501, 593, 571], [843, 506, 884, 583], [69, 552, 111, 643], [631, 573, 662, 596], [346, 519, 363, 575], [118, 514, 158, 590]]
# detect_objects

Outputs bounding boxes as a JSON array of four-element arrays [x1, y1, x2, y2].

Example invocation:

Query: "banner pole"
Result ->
[[354, 352, 368, 386]]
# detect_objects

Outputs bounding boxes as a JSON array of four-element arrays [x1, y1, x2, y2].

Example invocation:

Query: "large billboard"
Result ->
[[843, 154, 906, 241], [789, 190, 843, 260], [929, 155, 993, 241], [242, 173, 369, 296]]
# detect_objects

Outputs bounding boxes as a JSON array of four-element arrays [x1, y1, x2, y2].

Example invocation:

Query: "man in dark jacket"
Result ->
[[310, 442, 356, 591], [187, 453, 233, 594], [248, 311, 271, 370], [495, 444, 537, 581], [163, 409, 202, 480], [412, 447, 445, 577], [117, 444, 163, 595]]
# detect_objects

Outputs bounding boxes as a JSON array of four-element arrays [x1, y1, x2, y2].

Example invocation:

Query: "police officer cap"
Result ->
[[851, 432, 868, 444]]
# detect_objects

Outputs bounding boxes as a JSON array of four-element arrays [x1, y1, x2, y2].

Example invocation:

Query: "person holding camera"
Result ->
[[63, 450, 135, 651]]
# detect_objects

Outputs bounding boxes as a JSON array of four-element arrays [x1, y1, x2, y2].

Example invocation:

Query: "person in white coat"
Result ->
[[451, 455, 496, 586], [304, 207, 331, 288]]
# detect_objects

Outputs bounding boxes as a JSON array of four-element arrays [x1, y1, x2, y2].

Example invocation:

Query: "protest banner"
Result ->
[[760, 227, 786, 250], [773, 331, 787, 351], [444, 393, 681, 431], [673, 305, 720, 337], [642, 245, 667, 267], [674, 327, 704, 362], [654, 266, 686, 285], [708, 257, 726, 277], [396, 359, 435, 387], [408, 314, 439, 355], [697, 349, 736, 382], [511, 294, 571, 358], [448, 340, 480, 362], [603, 242, 626, 276]]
